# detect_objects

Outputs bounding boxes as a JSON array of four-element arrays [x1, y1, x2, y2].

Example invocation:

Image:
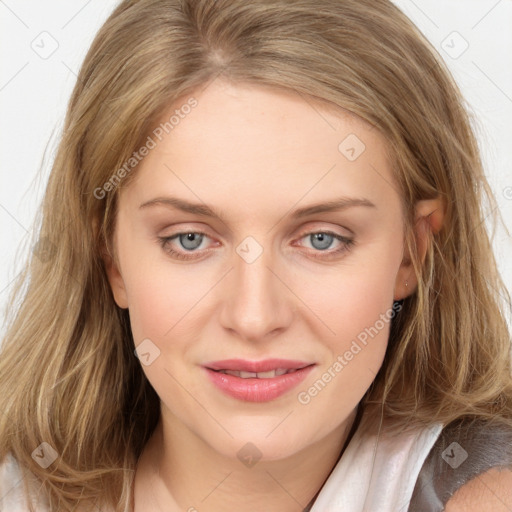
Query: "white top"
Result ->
[[311, 410, 443, 511], [0, 452, 50, 511], [0, 411, 443, 512]]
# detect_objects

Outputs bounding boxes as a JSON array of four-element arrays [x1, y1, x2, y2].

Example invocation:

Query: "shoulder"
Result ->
[[409, 417, 512, 511], [0, 453, 117, 512], [444, 466, 512, 511], [0, 452, 24, 493]]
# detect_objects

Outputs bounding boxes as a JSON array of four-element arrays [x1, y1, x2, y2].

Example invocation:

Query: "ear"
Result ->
[[99, 228, 129, 310], [394, 196, 445, 300]]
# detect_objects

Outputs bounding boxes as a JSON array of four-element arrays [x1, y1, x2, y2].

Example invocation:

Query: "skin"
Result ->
[[104, 79, 443, 512], [445, 468, 512, 511]]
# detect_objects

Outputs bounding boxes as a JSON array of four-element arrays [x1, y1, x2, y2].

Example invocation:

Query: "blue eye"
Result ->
[[298, 231, 355, 259], [158, 230, 354, 261], [158, 231, 210, 260], [175, 232, 205, 251], [308, 232, 336, 250]]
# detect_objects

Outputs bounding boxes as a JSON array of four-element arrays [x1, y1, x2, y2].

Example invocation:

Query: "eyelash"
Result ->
[[157, 230, 355, 261]]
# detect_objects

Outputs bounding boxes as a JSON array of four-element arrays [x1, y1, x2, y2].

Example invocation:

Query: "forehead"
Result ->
[[120, 80, 400, 221]]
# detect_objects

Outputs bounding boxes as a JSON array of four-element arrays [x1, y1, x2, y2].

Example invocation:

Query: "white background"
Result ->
[[1, 0, 511, 337]]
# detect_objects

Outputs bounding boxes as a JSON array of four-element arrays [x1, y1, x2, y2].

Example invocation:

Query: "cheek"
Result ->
[[294, 246, 400, 344], [116, 222, 211, 343], [123, 226, 402, 357], [123, 265, 202, 344], [292, 261, 398, 431], [290, 241, 401, 402]]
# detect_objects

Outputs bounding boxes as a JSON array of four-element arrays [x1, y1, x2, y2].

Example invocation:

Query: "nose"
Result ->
[[218, 239, 294, 342]]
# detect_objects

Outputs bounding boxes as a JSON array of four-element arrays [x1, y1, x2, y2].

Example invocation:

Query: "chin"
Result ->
[[209, 426, 311, 463]]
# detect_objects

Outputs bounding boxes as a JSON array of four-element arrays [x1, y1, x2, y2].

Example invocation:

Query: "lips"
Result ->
[[202, 358, 316, 402], [203, 358, 313, 373], [215, 368, 293, 378]]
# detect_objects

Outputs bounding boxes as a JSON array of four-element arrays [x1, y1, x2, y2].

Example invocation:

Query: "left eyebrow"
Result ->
[[139, 195, 377, 224], [292, 197, 377, 217]]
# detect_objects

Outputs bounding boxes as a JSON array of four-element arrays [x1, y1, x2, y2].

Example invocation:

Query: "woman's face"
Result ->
[[106, 79, 409, 461]]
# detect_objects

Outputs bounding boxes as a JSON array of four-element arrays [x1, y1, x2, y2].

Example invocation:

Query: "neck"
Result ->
[[134, 406, 361, 512]]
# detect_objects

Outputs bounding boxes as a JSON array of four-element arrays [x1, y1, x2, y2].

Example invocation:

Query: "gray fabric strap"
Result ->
[[408, 418, 512, 510]]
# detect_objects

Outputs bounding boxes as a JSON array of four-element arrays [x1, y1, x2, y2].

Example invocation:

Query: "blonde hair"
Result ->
[[1, 0, 511, 510]]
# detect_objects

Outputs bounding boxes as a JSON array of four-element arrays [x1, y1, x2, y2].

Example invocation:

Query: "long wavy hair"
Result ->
[[1, 0, 511, 510]]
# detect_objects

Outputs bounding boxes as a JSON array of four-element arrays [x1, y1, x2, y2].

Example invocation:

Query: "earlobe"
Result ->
[[393, 196, 445, 301]]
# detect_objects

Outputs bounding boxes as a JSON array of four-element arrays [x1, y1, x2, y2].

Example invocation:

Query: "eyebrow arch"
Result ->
[[139, 195, 377, 223]]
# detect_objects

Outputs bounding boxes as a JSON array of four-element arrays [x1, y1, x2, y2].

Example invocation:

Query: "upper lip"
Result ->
[[204, 359, 314, 373]]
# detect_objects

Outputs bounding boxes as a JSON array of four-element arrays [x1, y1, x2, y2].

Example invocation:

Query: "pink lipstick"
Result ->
[[203, 359, 315, 402]]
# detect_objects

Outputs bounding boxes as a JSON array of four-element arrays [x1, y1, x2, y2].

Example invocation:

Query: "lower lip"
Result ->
[[203, 365, 315, 402]]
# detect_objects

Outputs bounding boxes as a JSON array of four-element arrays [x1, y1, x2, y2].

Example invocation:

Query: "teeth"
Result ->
[[258, 369, 284, 378], [239, 371, 258, 378], [219, 368, 292, 378]]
